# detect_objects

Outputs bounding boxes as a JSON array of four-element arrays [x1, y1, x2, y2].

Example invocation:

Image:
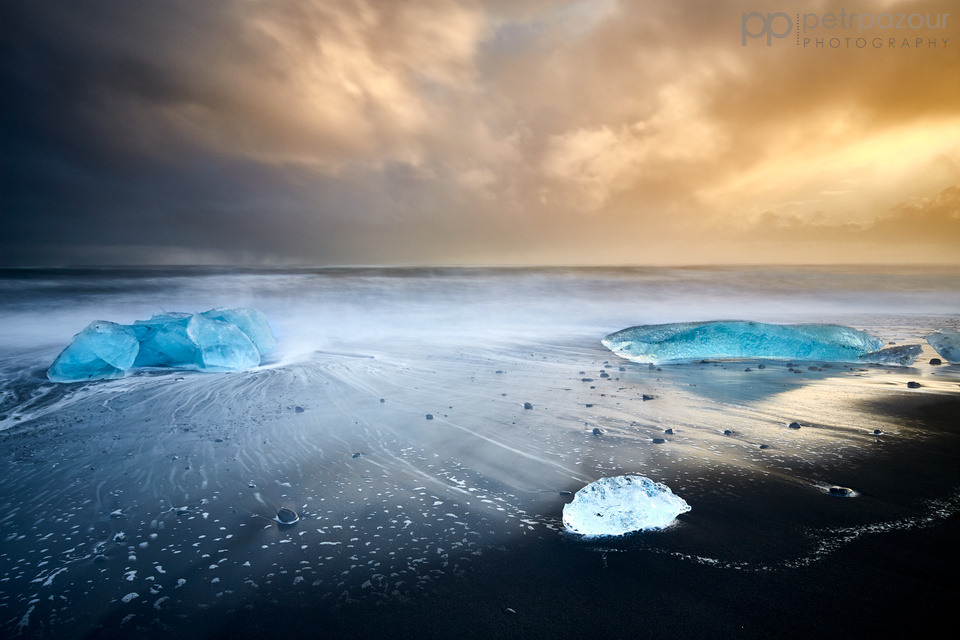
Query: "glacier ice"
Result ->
[[926, 329, 960, 364], [187, 314, 260, 372], [562, 475, 691, 536], [602, 321, 888, 365], [132, 313, 194, 367], [47, 321, 140, 383], [201, 307, 276, 355], [857, 344, 922, 365], [47, 308, 275, 382]]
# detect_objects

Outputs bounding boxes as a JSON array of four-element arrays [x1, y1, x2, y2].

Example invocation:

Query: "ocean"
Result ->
[[1, 265, 958, 639]]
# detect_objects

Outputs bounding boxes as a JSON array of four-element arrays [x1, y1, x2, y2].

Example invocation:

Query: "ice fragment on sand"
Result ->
[[201, 307, 276, 354], [47, 307, 275, 381], [926, 329, 960, 364], [132, 313, 194, 367], [857, 344, 922, 365], [562, 475, 690, 536], [47, 321, 139, 382], [602, 321, 885, 365], [187, 314, 260, 371]]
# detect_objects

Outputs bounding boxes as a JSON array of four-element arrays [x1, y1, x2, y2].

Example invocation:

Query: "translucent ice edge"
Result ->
[[926, 328, 960, 364], [601, 320, 920, 365], [562, 475, 691, 536], [47, 307, 275, 383]]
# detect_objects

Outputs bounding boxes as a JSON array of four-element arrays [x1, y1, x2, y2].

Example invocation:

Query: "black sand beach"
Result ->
[[1, 267, 958, 639]]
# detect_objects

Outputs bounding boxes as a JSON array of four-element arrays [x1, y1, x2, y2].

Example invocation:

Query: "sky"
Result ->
[[1, 0, 958, 266]]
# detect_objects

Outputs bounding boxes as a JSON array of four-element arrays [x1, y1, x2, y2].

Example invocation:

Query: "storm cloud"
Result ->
[[2, 0, 958, 265]]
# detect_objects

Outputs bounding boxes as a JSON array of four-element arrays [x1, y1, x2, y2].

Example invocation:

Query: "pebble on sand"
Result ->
[[906, 381, 922, 389], [275, 508, 300, 525], [523, 402, 533, 410], [788, 422, 802, 429]]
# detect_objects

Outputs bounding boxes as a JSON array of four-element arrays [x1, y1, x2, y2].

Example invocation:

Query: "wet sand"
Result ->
[[2, 336, 958, 639]]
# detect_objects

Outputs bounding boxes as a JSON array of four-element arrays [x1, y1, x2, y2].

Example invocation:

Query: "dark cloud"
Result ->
[[2, 0, 958, 265]]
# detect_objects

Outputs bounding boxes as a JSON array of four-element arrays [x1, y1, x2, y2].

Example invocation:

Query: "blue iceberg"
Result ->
[[132, 312, 195, 367], [926, 329, 960, 364], [201, 307, 276, 355], [48, 308, 275, 382], [602, 321, 892, 365], [47, 321, 140, 382], [857, 344, 923, 365], [562, 475, 691, 536], [187, 314, 260, 372]]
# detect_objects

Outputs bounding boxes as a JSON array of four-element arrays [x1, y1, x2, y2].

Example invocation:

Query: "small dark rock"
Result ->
[[523, 402, 533, 410], [873, 429, 883, 435], [744, 367, 752, 372], [352, 452, 361, 458], [929, 358, 942, 365], [426, 414, 434, 420], [723, 429, 733, 436], [581, 378, 594, 382], [294, 406, 305, 413], [214, 438, 223, 443], [906, 381, 921, 389], [759, 444, 770, 449], [599, 372, 609, 378], [664, 428, 674, 435], [788, 422, 801, 429], [275, 508, 300, 525], [758, 364, 766, 369], [652, 438, 666, 444], [585, 403, 593, 408], [592, 428, 603, 436], [619, 367, 626, 372], [380, 398, 385, 403], [495, 370, 504, 374], [642, 394, 655, 401]]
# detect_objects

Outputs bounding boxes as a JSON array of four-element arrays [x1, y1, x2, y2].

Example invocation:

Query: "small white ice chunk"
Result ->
[[562, 475, 690, 536]]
